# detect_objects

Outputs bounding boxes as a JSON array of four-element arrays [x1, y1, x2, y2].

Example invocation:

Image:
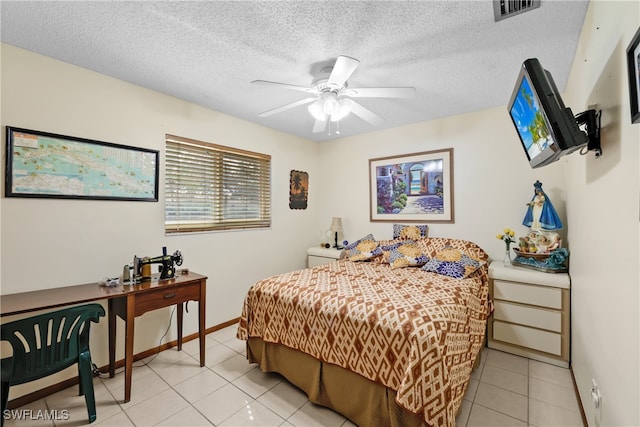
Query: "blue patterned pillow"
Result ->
[[384, 240, 429, 269], [393, 224, 429, 240], [421, 246, 485, 278], [344, 234, 381, 261], [379, 240, 406, 263]]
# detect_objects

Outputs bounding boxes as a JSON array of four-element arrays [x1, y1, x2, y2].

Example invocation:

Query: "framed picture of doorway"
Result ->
[[369, 148, 454, 223], [627, 26, 640, 124]]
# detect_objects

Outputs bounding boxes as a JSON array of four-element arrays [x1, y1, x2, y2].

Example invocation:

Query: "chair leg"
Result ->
[[78, 352, 97, 423], [78, 369, 84, 397]]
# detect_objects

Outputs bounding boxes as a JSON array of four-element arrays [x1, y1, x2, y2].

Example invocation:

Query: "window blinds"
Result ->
[[165, 135, 271, 233]]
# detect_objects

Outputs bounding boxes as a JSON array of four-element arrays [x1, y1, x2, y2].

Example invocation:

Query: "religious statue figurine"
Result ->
[[523, 180, 563, 231], [514, 180, 568, 272]]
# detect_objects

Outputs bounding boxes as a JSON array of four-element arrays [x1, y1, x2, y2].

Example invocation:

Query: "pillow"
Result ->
[[378, 240, 407, 264], [344, 234, 381, 261], [421, 245, 485, 278], [371, 238, 404, 264], [393, 224, 429, 240], [417, 237, 489, 262], [384, 240, 429, 269]]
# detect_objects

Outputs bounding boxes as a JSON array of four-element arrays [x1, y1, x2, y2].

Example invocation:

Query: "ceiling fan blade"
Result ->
[[349, 100, 385, 126], [251, 80, 316, 94], [327, 56, 360, 88], [312, 118, 328, 133], [258, 97, 317, 117], [347, 87, 416, 98]]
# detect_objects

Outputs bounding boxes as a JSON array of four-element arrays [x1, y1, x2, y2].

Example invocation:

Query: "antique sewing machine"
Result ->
[[127, 247, 183, 282]]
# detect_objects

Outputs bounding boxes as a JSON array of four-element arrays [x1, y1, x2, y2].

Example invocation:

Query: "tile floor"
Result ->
[[5, 324, 584, 426]]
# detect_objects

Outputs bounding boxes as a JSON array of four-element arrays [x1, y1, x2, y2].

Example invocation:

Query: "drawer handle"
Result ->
[[164, 292, 176, 299]]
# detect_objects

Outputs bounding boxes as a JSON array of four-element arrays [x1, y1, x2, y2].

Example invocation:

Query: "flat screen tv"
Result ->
[[508, 58, 589, 168]]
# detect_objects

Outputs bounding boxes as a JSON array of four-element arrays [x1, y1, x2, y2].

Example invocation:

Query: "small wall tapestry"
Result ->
[[289, 170, 308, 210]]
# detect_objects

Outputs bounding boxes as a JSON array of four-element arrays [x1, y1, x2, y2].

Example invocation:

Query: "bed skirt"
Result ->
[[247, 337, 425, 427]]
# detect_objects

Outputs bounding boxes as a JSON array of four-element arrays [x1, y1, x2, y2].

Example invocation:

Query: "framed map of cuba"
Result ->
[[5, 127, 159, 201]]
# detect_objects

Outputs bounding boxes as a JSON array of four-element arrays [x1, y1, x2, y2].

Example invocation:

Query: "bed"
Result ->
[[237, 234, 491, 427]]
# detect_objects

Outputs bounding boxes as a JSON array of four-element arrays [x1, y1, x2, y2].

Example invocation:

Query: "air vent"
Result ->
[[494, 0, 541, 21]]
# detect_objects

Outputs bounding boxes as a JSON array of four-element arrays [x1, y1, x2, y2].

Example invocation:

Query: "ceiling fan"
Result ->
[[252, 56, 416, 134]]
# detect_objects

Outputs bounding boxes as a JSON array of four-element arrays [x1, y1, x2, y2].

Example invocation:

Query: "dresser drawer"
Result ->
[[493, 320, 562, 356], [135, 283, 201, 316], [493, 279, 562, 309], [493, 300, 562, 332]]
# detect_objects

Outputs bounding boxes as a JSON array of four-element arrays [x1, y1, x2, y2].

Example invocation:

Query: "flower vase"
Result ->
[[503, 248, 512, 267]]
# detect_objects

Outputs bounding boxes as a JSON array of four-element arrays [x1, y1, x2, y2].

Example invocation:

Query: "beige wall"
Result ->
[[562, 1, 640, 425]]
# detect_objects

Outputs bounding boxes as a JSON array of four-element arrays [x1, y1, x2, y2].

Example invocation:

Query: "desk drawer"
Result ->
[[135, 283, 201, 316], [493, 280, 561, 309]]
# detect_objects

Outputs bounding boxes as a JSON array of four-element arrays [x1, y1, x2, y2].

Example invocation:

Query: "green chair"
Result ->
[[1, 303, 105, 425]]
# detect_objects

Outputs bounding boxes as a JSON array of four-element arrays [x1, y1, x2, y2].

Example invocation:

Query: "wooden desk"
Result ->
[[108, 273, 206, 402], [0, 272, 207, 403]]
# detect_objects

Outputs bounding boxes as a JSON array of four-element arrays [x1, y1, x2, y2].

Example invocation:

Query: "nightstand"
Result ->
[[307, 246, 345, 267], [488, 261, 571, 367]]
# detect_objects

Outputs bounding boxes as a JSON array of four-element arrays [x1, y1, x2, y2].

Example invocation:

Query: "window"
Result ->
[[165, 134, 271, 233]]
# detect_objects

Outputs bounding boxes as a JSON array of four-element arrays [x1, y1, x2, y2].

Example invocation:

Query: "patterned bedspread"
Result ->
[[237, 241, 490, 427]]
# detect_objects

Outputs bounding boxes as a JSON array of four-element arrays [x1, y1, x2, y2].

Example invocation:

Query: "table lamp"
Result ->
[[329, 217, 343, 249]]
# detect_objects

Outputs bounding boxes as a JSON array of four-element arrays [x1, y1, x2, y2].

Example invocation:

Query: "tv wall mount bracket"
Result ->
[[575, 109, 602, 158]]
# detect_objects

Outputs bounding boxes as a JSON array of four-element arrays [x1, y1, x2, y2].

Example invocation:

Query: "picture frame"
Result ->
[[369, 148, 454, 223], [627, 26, 640, 124], [289, 170, 308, 209], [5, 126, 159, 201]]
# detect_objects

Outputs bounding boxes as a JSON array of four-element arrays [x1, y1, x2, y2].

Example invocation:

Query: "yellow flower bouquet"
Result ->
[[496, 228, 516, 266], [496, 228, 516, 250]]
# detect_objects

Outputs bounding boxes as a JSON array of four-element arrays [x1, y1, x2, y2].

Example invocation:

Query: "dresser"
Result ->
[[307, 246, 345, 267], [488, 261, 570, 367]]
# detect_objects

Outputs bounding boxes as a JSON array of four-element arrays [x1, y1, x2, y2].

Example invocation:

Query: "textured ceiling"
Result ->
[[0, 1, 589, 142]]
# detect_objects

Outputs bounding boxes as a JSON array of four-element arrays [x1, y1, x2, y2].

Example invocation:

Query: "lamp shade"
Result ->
[[331, 99, 351, 121], [329, 217, 343, 233], [308, 98, 326, 121], [308, 94, 352, 122]]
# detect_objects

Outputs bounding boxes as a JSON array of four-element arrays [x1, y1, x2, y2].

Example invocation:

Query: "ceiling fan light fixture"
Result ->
[[308, 93, 351, 122], [322, 93, 340, 115]]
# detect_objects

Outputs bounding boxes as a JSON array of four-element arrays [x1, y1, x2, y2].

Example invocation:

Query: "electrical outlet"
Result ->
[[591, 379, 602, 427]]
